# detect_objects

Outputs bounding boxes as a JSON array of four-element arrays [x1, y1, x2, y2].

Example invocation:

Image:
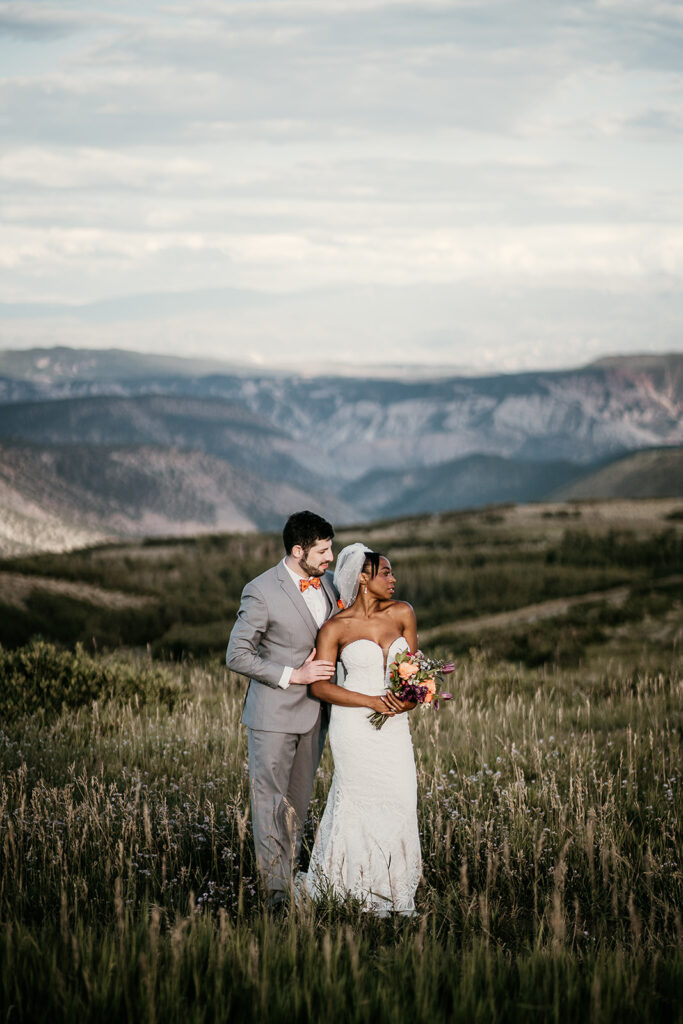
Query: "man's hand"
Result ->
[[290, 649, 336, 685]]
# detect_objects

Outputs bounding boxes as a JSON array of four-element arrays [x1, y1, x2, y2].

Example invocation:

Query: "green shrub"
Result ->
[[0, 593, 167, 651], [152, 620, 231, 659], [0, 639, 185, 722], [549, 527, 683, 572]]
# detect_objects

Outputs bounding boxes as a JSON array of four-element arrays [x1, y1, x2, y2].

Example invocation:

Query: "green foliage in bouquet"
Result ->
[[0, 639, 186, 722]]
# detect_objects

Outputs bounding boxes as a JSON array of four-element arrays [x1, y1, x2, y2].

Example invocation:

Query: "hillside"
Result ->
[[551, 447, 683, 500], [0, 394, 324, 486], [1, 440, 681, 559], [0, 441, 353, 556], [345, 453, 589, 517], [1, 497, 680, 661], [349, 447, 683, 519]]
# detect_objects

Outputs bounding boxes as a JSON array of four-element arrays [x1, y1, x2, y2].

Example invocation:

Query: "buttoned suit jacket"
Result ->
[[226, 561, 339, 733]]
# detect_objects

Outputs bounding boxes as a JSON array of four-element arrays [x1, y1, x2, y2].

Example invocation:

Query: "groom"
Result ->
[[226, 510, 338, 908]]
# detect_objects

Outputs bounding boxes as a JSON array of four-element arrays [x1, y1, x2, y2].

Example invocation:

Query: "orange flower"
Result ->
[[398, 661, 419, 679], [423, 691, 434, 704], [423, 677, 436, 692]]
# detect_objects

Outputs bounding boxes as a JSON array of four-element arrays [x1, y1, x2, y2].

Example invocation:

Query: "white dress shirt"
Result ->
[[277, 558, 328, 689]]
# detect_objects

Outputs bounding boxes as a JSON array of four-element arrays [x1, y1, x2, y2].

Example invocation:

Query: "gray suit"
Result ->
[[226, 561, 338, 895]]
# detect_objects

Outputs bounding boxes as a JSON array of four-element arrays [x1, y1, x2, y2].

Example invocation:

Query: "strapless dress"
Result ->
[[300, 636, 421, 915]]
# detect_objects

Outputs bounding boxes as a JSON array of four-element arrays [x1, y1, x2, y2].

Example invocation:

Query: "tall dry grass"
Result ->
[[1, 650, 681, 1022]]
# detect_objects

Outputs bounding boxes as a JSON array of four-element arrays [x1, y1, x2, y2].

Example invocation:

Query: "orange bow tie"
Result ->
[[299, 577, 321, 592]]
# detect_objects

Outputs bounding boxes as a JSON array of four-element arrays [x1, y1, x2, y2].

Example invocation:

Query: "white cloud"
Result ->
[[0, 146, 207, 189], [2, 219, 681, 295], [0, 0, 681, 369]]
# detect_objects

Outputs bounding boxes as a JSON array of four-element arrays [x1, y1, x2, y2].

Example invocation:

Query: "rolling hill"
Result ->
[[0, 440, 353, 556], [551, 447, 683, 501]]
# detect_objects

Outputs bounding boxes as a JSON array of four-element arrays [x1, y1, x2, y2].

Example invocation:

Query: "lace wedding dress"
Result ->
[[300, 636, 422, 915]]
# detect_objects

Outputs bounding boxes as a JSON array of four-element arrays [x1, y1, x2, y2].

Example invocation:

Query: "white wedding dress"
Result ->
[[301, 636, 422, 916]]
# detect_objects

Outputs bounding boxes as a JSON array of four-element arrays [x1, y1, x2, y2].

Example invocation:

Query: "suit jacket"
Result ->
[[226, 561, 339, 733]]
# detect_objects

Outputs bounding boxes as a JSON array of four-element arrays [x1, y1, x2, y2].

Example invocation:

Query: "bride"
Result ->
[[300, 542, 422, 916]]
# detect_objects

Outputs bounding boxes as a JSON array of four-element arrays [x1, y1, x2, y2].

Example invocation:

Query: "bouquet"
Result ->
[[368, 649, 455, 730]]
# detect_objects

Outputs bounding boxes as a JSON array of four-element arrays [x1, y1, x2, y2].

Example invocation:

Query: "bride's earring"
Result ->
[[364, 586, 368, 594]]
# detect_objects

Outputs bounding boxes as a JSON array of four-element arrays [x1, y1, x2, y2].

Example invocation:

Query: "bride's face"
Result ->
[[365, 556, 396, 600]]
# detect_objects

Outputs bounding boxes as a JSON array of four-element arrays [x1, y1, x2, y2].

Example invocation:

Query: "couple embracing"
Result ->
[[226, 510, 421, 916]]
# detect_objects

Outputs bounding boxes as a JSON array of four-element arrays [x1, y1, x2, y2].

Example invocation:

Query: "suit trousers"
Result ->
[[248, 713, 323, 894]]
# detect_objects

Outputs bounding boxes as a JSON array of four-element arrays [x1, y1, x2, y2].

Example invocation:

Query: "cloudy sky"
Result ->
[[1, 0, 682, 373]]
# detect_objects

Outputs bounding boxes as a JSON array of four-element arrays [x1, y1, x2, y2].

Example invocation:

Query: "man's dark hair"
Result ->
[[283, 511, 334, 555]]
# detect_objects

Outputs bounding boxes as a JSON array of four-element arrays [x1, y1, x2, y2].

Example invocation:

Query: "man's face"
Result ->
[[293, 537, 334, 577]]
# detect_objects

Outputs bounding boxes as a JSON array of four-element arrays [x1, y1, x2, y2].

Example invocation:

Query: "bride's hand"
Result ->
[[367, 695, 395, 716], [383, 691, 417, 714]]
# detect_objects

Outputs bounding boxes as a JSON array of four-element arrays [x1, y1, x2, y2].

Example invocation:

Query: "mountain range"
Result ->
[[0, 347, 681, 554]]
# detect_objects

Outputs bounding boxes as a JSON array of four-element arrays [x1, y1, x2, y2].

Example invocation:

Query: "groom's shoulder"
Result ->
[[241, 563, 282, 595]]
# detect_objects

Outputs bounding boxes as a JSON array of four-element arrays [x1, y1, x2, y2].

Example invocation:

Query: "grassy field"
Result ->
[[0, 498, 681, 660], [1, 500, 681, 1021]]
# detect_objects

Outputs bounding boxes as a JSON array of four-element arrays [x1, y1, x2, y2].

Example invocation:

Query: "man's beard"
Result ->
[[298, 554, 325, 578]]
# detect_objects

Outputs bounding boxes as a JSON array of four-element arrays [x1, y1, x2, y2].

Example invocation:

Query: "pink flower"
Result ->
[[398, 661, 419, 679]]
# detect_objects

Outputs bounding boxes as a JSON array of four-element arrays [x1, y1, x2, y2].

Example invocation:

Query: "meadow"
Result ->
[[2, 500, 682, 662], [0, 500, 681, 1022]]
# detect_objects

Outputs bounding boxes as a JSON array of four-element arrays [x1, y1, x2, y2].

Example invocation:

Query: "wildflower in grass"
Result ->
[[368, 649, 454, 730]]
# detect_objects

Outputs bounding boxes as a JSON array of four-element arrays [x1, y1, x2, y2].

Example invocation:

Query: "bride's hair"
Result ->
[[334, 544, 386, 607], [361, 551, 383, 578]]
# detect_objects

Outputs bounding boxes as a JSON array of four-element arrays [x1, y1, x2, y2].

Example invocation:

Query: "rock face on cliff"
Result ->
[[0, 349, 681, 553]]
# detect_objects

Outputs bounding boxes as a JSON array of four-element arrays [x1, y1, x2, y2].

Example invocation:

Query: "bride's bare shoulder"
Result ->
[[320, 609, 356, 635], [388, 600, 416, 625], [318, 616, 342, 640], [388, 599, 415, 614]]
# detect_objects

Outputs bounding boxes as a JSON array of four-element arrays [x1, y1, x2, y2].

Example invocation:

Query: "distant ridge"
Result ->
[[590, 352, 682, 373], [0, 345, 469, 383], [0, 346, 247, 382], [1, 354, 680, 471], [0, 347, 681, 553], [4, 345, 681, 387]]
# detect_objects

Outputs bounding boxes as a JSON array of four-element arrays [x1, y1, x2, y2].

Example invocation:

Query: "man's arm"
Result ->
[[226, 583, 286, 689], [226, 581, 336, 688]]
